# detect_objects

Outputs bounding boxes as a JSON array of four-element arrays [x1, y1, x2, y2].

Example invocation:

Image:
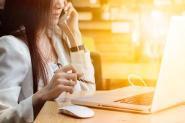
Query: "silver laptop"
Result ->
[[72, 16, 185, 113]]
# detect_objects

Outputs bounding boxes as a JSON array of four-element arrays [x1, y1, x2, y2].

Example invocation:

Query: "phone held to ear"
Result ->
[[59, 10, 69, 23], [58, 10, 94, 85], [58, 10, 78, 49]]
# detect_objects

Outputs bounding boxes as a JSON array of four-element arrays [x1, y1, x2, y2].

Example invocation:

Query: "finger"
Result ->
[[64, 0, 68, 10], [55, 65, 77, 74], [64, 73, 77, 81], [66, 7, 77, 19], [52, 85, 73, 96], [56, 79, 76, 86], [55, 72, 77, 81], [65, 7, 73, 17], [61, 64, 77, 73], [63, 80, 76, 86], [64, 0, 67, 4], [64, 2, 73, 12], [54, 72, 76, 80], [54, 68, 63, 74], [53, 71, 65, 79], [66, 3, 77, 16], [57, 85, 73, 94], [54, 69, 82, 81]]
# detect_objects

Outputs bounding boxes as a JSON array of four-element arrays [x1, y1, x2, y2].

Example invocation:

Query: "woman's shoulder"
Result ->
[[0, 35, 29, 53], [0, 35, 28, 50], [0, 35, 30, 62]]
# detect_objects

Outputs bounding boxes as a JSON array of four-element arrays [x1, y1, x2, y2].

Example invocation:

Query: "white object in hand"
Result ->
[[59, 105, 95, 118]]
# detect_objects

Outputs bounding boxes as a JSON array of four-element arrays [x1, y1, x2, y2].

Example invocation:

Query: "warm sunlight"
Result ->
[[2, 0, 185, 123], [74, 0, 185, 89]]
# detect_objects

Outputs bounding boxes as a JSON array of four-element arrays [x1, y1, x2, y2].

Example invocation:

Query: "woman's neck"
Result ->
[[38, 31, 58, 64]]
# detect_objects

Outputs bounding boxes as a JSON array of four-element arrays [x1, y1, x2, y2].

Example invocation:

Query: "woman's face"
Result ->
[[51, 0, 65, 26]]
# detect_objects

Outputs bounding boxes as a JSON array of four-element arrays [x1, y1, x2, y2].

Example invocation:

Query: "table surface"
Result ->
[[34, 91, 185, 123]]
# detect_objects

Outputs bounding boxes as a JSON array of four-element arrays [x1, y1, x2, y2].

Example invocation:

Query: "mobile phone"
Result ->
[[60, 9, 65, 19], [59, 10, 69, 24]]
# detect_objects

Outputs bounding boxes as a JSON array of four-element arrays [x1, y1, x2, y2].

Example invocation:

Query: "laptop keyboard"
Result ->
[[115, 92, 154, 105]]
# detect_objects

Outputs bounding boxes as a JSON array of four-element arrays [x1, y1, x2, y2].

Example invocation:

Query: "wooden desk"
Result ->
[[34, 91, 185, 123]]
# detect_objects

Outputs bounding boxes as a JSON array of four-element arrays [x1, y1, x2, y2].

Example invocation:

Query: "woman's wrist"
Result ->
[[70, 29, 83, 47], [32, 90, 46, 106], [32, 90, 47, 118]]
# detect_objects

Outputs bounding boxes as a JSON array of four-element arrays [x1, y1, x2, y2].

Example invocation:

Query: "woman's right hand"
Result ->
[[33, 65, 82, 105]]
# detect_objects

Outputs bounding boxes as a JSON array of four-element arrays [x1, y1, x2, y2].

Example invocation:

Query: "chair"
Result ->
[[83, 36, 104, 90], [90, 51, 104, 90]]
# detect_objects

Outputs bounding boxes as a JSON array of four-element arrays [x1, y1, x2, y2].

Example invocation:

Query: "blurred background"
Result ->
[[1, 0, 185, 90], [71, 0, 185, 90]]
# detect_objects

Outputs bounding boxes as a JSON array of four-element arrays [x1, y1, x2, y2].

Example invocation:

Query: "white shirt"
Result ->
[[38, 33, 95, 92], [0, 35, 95, 123]]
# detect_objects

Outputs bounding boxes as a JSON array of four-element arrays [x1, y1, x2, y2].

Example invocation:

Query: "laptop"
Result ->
[[71, 16, 185, 113]]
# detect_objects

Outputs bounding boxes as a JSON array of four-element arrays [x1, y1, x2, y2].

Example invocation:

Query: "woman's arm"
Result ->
[[71, 50, 96, 92], [0, 36, 34, 123], [58, 2, 96, 92], [0, 36, 81, 122]]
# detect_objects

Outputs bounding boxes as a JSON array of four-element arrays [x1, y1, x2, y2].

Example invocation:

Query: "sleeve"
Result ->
[[0, 38, 34, 123], [70, 50, 96, 92]]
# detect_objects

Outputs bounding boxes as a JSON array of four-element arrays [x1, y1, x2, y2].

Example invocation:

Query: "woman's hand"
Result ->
[[63, 1, 79, 33], [58, 1, 82, 47], [33, 65, 82, 105]]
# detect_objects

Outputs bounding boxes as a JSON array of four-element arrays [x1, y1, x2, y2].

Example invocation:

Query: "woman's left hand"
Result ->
[[64, 1, 79, 33], [59, 1, 82, 47]]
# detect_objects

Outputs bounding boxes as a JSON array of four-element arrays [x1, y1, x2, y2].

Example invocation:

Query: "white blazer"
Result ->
[[0, 35, 95, 123]]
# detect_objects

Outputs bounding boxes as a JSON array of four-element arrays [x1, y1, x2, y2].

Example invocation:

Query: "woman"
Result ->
[[0, 0, 95, 122]]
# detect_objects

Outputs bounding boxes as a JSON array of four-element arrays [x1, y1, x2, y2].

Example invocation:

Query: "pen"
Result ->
[[56, 63, 94, 84]]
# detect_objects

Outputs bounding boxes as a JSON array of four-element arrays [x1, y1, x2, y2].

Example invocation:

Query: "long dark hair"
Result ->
[[0, 0, 54, 92]]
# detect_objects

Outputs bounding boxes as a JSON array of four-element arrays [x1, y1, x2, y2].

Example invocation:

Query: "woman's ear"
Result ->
[[0, 0, 5, 9]]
